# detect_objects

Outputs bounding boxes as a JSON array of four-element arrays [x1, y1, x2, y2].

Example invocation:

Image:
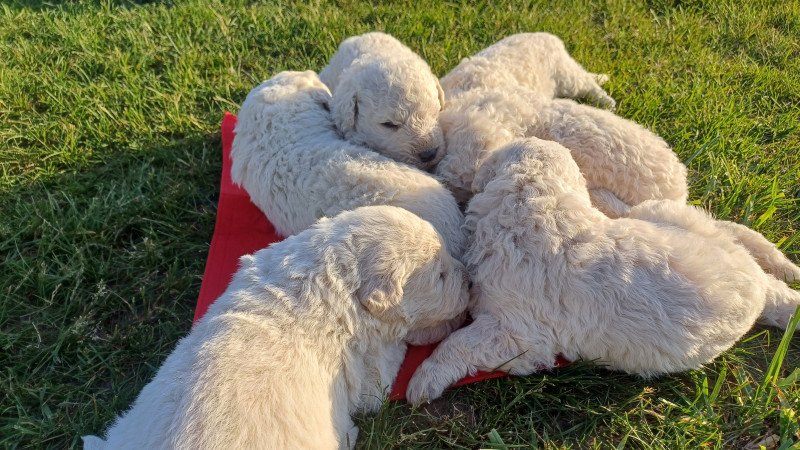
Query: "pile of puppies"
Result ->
[[85, 32, 800, 449]]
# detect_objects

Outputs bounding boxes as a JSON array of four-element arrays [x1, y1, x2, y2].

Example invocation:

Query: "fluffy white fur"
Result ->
[[435, 86, 688, 213], [716, 221, 800, 284], [623, 202, 800, 328], [407, 138, 800, 404], [231, 70, 466, 259], [83, 205, 470, 450], [319, 32, 446, 169], [605, 191, 800, 286], [440, 32, 615, 108]]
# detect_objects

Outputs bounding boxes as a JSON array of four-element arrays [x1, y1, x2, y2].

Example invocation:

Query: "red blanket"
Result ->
[[195, 113, 512, 400]]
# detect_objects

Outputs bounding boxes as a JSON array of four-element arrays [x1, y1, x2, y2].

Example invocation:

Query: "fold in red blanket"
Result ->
[[195, 113, 515, 401]]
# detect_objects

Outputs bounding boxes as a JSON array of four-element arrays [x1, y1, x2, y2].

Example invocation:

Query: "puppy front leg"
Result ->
[[589, 188, 632, 218], [556, 63, 615, 109], [406, 315, 520, 404]]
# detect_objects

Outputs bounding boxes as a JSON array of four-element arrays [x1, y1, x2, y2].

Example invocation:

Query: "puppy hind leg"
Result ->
[[629, 203, 800, 282], [580, 78, 616, 110], [589, 188, 632, 218], [555, 62, 616, 109], [717, 221, 800, 283], [760, 276, 800, 330]]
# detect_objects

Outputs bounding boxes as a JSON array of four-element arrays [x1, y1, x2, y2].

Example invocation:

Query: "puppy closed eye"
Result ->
[[380, 121, 400, 130]]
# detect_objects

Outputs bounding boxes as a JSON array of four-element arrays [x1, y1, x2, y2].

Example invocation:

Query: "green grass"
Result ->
[[1, 0, 799, 448]]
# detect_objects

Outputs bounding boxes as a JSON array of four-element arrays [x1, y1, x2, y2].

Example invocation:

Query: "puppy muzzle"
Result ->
[[418, 147, 439, 163]]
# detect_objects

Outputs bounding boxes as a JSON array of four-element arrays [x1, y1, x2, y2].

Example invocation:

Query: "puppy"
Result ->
[[231, 70, 466, 259], [435, 86, 688, 212], [440, 32, 615, 108], [83, 205, 470, 449], [407, 138, 800, 404], [625, 200, 800, 327], [320, 32, 446, 169]]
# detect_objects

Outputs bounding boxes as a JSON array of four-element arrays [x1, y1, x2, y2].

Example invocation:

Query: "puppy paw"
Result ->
[[596, 93, 616, 110], [594, 73, 610, 85], [406, 361, 452, 406]]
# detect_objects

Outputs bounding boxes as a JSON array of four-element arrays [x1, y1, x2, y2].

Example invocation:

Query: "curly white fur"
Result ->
[[319, 32, 446, 169], [441, 32, 615, 108], [435, 86, 688, 213], [83, 206, 470, 450], [231, 70, 465, 259], [407, 138, 800, 404]]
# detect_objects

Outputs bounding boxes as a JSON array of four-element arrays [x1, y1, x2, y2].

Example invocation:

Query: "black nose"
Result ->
[[418, 148, 439, 163], [468, 281, 473, 289]]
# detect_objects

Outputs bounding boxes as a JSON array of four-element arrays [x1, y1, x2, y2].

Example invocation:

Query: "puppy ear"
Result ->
[[435, 78, 445, 111], [357, 278, 405, 324], [332, 78, 358, 134]]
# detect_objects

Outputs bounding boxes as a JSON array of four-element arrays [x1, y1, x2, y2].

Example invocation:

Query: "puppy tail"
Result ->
[[760, 277, 800, 330], [718, 221, 800, 282], [81, 435, 106, 450], [589, 188, 631, 218]]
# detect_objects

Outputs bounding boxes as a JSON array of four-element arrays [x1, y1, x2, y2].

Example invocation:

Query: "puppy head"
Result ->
[[472, 138, 586, 194], [348, 206, 469, 337], [437, 89, 523, 201], [332, 59, 446, 170], [247, 70, 331, 105], [397, 246, 470, 334], [242, 70, 333, 123]]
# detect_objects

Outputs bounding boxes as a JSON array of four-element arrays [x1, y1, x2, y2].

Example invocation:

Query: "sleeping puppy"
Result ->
[[434, 85, 798, 284], [231, 70, 466, 260], [407, 138, 800, 404], [83, 205, 470, 450], [434, 86, 688, 212], [440, 32, 615, 108], [320, 32, 446, 169]]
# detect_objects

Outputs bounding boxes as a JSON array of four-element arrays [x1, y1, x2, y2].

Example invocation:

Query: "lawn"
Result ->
[[1, 0, 799, 448]]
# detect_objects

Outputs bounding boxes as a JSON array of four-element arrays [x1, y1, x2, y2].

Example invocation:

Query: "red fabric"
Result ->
[[193, 113, 282, 323], [195, 113, 566, 401]]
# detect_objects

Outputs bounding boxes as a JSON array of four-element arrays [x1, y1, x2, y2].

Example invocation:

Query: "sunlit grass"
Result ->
[[1, 1, 798, 448]]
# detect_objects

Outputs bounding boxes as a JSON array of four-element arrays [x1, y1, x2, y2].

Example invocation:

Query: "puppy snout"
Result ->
[[418, 147, 439, 163]]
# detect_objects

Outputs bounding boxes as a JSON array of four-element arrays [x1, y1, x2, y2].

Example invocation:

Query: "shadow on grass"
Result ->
[[0, 130, 222, 448]]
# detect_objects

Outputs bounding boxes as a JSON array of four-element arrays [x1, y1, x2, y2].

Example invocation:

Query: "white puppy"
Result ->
[[440, 32, 615, 108], [319, 32, 446, 169], [83, 205, 470, 450], [435, 86, 688, 213], [407, 138, 800, 404], [434, 86, 797, 284], [624, 201, 800, 326], [231, 70, 465, 259]]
